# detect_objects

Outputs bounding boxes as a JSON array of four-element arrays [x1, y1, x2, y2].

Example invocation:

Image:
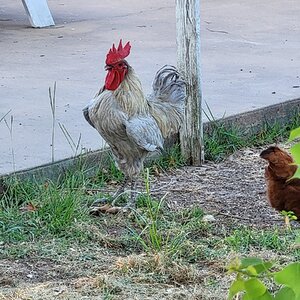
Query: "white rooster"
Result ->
[[83, 40, 186, 211]]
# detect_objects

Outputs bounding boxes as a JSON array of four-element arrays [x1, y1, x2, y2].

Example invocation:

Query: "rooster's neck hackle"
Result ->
[[113, 67, 149, 116]]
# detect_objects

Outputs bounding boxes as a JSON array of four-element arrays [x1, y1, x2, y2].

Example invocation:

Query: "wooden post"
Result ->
[[176, 0, 203, 165]]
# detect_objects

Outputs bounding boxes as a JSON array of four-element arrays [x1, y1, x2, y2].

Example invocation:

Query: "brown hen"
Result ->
[[260, 146, 300, 218]]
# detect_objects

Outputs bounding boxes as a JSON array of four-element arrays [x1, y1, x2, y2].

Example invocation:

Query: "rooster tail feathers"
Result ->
[[148, 65, 186, 139], [151, 65, 186, 105]]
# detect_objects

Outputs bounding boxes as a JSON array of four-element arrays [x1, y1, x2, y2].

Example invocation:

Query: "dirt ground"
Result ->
[[153, 146, 284, 228], [0, 145, 295, 299]]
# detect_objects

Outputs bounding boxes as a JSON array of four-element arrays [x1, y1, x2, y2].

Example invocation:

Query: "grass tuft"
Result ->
[[224, 226, 297, 253], [147, 143, 186, 174], [93, 154, 124, 184], [204, 110, 300, 161], [115, 252, 201, 285]]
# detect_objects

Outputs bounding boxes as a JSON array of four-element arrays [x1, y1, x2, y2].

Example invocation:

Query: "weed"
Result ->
[[4, 114, 16, 172], [204, 110, 300, 162], [0, 110, 11, 124], [0, 177, 41, 209], [224, 226, 295, 253], [49, 82, 57, 163], [130, 169, 169, 253], [204, 123, 245, 162], [37, 186, 87, 234], [93, 154, 124, 184], [58, 122, 82, 156], [147, 143, 186, 174], [129, 169, 208, 261], [0, 174, 91, 245], [115, 252, 201, 285]]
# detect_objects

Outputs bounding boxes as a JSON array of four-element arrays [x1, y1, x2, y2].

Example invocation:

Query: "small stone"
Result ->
[[206, 196, 214, 201], [202, 214, 216, 222], [243, 150, 254, 155]]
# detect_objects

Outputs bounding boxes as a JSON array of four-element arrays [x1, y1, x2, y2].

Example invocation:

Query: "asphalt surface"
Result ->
[[1, 0, 300, 174]]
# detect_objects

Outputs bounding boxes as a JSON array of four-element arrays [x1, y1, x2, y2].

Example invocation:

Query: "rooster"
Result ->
[[83, 40, 186, 211], [260, 146, 300, 219]]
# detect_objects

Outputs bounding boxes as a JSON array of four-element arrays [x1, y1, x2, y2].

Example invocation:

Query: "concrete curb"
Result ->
[[206, 97, 300, 134], [1, 97, 300, 183]]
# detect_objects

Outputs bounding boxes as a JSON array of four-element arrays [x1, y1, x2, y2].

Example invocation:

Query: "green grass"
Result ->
[[1, 123, 300, 261], [1, 171, 300, 295], [224, 226, 298, 252], [204, 111, 300, 162], [93, 154, 124, 184], [0, 181, 89, 242], [146, 143, 186, 173]]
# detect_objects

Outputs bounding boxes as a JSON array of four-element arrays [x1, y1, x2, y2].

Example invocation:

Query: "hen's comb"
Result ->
[[105, 39, 131, 65]]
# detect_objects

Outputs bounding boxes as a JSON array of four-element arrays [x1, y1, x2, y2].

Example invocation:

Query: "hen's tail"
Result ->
[[148, 65, 186, 139]]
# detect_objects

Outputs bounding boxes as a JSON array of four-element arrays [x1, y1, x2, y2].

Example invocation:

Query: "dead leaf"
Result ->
[[19, 202, 38, 212], [106, 206, 122, 214], [89, 204, 111, 216], [89, 204, 123, 216]]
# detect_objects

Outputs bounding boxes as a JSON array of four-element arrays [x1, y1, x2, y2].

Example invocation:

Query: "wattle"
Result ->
[[105, 69, 121, 91]]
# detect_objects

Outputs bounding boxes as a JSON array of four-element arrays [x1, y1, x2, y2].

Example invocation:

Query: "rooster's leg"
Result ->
[[90, 177, 136, 214], [110, 176, 129, 206], [91, 176, 129, 207], [124, 179, 137, 208]]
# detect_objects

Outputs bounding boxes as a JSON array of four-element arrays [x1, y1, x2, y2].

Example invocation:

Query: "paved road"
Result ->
[[1, 0, 300, 174]]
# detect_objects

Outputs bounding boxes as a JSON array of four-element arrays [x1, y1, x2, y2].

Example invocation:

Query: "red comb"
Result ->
[[105, 39, 131, 65]]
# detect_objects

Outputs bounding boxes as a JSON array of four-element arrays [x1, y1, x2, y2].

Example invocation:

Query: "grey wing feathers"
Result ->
[[82, 85, 106, 128], [83, 105, 95, 128], [151, 65, 186, 104], [125, 116, 164, 152]]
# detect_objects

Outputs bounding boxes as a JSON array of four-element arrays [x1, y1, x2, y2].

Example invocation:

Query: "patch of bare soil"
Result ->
[[0, 146, 294, 299], [152, 146, 285, 228]]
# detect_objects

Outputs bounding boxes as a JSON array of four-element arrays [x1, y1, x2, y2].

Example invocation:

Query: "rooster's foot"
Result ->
[[89, 204, 128, 216], [90, 197, 109, 207], [89, 203, 111, 216]]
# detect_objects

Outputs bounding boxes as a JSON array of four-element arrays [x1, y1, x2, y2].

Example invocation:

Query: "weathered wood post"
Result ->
[[176, 0, 204, 165]]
